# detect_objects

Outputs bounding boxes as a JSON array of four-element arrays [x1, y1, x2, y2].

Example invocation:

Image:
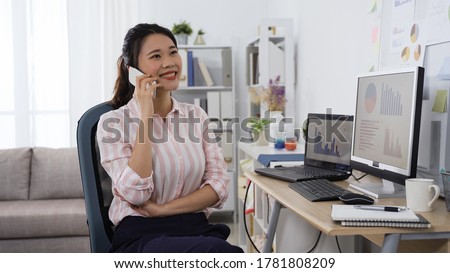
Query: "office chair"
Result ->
[[77, 102, 115, 253]]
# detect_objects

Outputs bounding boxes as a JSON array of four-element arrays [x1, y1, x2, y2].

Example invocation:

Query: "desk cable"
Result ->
[[351, 172, 368, 181], [243, 180, 261, 253], [307, 231, 322, 253], [264, 189, 324, 253], [335, 236, 342, 253]]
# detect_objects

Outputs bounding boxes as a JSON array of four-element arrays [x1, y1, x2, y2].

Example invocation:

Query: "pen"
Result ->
[[354, 205, 406, 212]]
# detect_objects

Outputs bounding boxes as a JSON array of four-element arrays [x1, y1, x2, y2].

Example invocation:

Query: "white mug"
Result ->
[[405, 178, 440, 212]]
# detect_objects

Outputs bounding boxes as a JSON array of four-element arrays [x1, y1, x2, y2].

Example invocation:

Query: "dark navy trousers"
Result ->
[[109, 213, 244, 253]]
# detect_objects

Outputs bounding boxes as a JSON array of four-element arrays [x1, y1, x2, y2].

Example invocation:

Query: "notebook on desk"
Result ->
[[331, 204, 431, 228], [255, 113, 353, 182]]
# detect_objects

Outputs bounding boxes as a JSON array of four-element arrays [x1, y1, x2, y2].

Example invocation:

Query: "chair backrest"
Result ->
[[77, 102, 115, 253]]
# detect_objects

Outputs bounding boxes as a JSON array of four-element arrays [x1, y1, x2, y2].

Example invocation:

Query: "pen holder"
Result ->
[[441, 171, 450, 212]]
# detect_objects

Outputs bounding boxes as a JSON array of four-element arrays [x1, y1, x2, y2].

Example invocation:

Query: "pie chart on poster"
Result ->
[[414, 44, 421, 61], [365, 83, 377, 113], [401, 47, 410, 62]]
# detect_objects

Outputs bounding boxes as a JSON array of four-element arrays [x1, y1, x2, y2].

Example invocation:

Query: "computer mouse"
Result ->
[[339, 193, 374, 205]]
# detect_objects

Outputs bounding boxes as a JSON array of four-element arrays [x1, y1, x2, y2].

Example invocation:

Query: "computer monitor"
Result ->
[[350, 66, 425, 198]]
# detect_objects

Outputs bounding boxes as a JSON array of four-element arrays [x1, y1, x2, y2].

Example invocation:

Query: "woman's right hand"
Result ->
[[134, 74, 161, 118], [128, 73, 158, 178]]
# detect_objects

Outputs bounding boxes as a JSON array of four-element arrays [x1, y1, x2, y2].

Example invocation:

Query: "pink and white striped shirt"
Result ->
[[97, 96, 230, 225]]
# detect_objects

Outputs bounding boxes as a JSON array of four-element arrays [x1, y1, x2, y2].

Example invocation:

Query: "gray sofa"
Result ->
[[0, 147, 90, 252]]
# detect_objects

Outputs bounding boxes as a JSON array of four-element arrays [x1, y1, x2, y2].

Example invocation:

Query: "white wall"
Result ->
[[268, 0, 373, 128], [68, 0, 373, 144]]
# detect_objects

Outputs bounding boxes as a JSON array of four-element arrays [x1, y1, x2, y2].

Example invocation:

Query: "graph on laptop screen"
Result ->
[[350, 66, 425, 197], [306, 113, 353, 172]]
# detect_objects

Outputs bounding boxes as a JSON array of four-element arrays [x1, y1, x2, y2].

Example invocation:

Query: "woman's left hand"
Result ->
[[131, 185, 219, 218], [131, 199, 164, 218]]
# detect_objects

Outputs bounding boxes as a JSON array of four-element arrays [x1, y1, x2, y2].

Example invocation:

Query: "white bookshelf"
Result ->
[[246, 18, 295, 120]]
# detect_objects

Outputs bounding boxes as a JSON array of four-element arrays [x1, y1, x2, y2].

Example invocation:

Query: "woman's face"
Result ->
[[137, 33, 181, 92]]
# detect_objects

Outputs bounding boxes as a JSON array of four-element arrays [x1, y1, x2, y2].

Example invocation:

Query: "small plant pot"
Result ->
[[175, 34, 188, 45], [194, 34, 205, 45]]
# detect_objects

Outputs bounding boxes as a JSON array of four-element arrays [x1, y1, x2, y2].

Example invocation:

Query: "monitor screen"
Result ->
[[305, 113, 353, 173], [351, 66, 424, 186]]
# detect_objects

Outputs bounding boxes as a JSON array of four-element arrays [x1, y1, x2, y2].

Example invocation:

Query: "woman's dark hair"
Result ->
[[110, 23, 177, 109]]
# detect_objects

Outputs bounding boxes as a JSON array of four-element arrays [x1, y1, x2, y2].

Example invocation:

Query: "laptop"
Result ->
[[255, 113, 353, 182]]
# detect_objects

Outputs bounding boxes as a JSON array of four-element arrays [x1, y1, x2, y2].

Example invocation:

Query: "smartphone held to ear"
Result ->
[[128, 67, 157, 98]]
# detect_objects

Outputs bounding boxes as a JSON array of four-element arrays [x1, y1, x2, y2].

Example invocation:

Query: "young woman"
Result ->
[[97, 23, 243, 253]]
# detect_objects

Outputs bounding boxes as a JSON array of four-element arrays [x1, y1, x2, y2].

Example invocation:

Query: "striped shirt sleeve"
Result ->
[[97, 112, 154, 206], [198, 109, 230, 209]]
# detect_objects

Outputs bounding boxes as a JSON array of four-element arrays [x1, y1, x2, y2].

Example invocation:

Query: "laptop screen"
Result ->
[[304, 113, 353, 172]]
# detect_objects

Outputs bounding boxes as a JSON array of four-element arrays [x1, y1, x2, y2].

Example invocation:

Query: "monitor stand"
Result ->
[[348, 179, 406, 199]]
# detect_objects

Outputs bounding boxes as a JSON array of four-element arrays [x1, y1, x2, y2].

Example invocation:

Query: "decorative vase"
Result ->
[[194, 34, 205, 45], [269, 111, 283, 119], [175, 34, 188, 45], [269, 111, 284, 140], [254, 130, 268, 146]]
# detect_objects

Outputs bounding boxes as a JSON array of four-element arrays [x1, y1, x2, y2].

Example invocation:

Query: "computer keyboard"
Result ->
[[280, 165, 343, 177], [288, 179, 352, 202]]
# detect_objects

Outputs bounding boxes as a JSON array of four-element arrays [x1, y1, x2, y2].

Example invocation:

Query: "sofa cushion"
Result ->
[[0, 236, 90, 253], [30, 147, 83, 200], [0, 147, 31, 200], [0, 199, 89, 239]]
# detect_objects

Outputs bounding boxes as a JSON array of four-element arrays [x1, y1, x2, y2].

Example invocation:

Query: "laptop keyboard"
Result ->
[[277, 165, 344, 179], [289, 179, 352, 202]]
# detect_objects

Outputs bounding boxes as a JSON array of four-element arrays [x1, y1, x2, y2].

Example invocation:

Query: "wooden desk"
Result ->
[[244, 171, 450, 253]]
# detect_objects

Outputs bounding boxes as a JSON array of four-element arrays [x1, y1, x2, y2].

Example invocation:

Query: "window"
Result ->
[[0, 0, 15, 148], [0, 0, 70, 148]]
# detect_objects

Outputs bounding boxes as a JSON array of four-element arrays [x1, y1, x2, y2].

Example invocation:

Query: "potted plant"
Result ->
[[248, 117, 270, 146], [172, 20, 193, 45], [194, 29, 206, 45]]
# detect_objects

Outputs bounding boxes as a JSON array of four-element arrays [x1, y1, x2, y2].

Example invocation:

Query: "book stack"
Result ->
[[177, 47, 233, 123], [331, 204, 431, 229], [183, 50, 215, 87]]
